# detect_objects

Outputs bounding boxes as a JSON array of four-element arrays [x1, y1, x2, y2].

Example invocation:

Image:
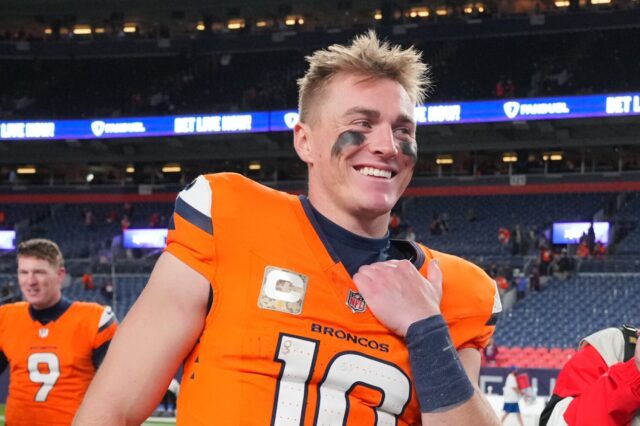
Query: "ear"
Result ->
[[293, 121, 313, 164], [57, 267, 66, 284]]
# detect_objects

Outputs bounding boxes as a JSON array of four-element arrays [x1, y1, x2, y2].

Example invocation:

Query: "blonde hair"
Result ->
[[297, 30, 431, 123], [17, 238, 65, 269]]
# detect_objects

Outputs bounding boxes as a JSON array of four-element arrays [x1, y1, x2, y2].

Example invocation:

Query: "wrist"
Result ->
[[405, 315, 474, 412]]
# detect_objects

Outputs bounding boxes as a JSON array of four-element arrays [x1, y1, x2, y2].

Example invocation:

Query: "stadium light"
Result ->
[[591, 0, 611, 3], [554, 0, 570, 7], [162, 164, 181, 173], [550, 152, 564, 161], [502, 153, 518, 163], [407, 7, 430, 18], [248, 161, 261, 171], [73, 25, 92, 35], [436, 155, 454, 165], [126, 165, 135, 173], [196, 22, 206, 31], [374, 10, 383, 20], [86, 173, 94, 182], [17, 166, 36, 174], [94, 27, 105, 34], [123, 23, 138, 33], [227, 19, 245, 30], [44, 28, 53, 35], [256, 20, 269, 28], [435, 8, 449, 15], [285, 15, 304, 26]]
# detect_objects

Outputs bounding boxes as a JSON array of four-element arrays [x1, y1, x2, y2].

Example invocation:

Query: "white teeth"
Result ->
[[357, 167, 392, 179]]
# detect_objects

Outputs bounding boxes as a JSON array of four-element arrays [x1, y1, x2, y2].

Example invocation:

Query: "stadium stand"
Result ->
[[2, 27, 640, 119], [1, 5, 640, 423]]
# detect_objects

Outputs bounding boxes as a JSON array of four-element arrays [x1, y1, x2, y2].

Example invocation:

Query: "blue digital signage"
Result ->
[[0, 230, 16, 250], [123, 229, 168, 249], [1, 92, 638, 141], [552, 222, 610, 245]]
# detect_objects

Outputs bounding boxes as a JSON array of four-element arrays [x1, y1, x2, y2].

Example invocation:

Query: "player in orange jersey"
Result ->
[[0, 238, 117, 426], [75, 31, 501, 425]]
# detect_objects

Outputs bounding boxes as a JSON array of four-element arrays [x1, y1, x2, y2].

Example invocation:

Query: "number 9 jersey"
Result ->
[[166, 173, 501, 425], [0, 301, 117, 426]]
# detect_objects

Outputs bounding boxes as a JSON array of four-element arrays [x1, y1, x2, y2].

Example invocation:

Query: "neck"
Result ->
[[307, 198, 390, 238], [32, 294, 62, 310]]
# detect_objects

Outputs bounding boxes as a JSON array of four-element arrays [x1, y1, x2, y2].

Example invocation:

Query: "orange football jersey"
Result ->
[[166, 173, 501, 425], [0, 301, 117, 426]]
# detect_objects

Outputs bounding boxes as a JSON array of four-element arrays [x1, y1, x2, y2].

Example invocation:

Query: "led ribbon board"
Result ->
[[2, 93, 639, 140]]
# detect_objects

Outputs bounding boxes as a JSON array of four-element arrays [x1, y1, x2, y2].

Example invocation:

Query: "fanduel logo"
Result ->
[[91, 120, 146, 137], [284, 112, 299, 129], [503, 101, 570, 119], [503, 102, 520, 119], [91, 121, 106, 137]]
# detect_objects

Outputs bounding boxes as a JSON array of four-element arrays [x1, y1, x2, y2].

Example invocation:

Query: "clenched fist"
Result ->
[[353, 259, 443, 336]]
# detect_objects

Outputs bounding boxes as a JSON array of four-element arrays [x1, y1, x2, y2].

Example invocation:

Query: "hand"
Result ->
[[353, 259, 443, 336]]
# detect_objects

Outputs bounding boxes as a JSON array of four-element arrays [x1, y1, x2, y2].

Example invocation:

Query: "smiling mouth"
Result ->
[[355, 166, 395, 179]]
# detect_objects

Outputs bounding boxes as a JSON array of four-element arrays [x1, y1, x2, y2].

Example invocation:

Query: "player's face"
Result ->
[[17, 256, 64, 310], [296, 73, 417, 235]]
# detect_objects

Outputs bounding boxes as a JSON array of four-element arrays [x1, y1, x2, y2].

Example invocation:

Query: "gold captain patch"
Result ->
[[258, 266, 308, 315]]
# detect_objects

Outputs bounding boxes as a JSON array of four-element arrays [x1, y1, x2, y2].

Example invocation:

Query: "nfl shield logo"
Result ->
[[346, 289, 367, 313], [39, 328, 49, 338]]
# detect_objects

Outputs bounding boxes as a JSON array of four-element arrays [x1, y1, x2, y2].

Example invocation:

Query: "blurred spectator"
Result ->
[[0, 210, 6, 228], [553, 249, 575, 279], [484, 338, 500, 366], [81, 272, 95, 290], [389, 212, 401, 237], [487, 263, 499, 279], [83, 208, 94, 227], [101, 280, 114, 302], [120, 215, 131, 231], [440, 212, 450, 233], [577, 241, 590, 259], [593, 241, 606, 258], [539, 245, 553, 275], [429, 213, 443, 236], [530, 269, 541, 292], [586, 224, 596, 254], [496, 76, 506, 98], [106, 209, 119, 224], [501, 366, 524, 426], [515, 271, 528, 301], [149, 212, 160, 228], [498, 227, 511, 247], [511, 224, 523, 255], [405, 226, 416, 242], [496, 275, 509, 295]]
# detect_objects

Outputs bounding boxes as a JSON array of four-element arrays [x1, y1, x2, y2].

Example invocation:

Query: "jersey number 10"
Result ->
[[271, 333, 412, 425]]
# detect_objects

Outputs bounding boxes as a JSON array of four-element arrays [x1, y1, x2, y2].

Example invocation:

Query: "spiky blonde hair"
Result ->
[[297, 30, 431, 123]]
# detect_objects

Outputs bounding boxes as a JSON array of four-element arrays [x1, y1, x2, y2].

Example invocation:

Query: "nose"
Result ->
[[22, 272, 37, 285], [367, 125, 398, 158]]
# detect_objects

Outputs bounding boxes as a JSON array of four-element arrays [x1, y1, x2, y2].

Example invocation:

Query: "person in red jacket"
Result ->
[[539, 325, 639, 426]]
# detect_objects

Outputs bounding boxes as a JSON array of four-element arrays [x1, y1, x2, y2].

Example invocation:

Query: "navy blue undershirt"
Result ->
[[304, 198, 405, 276], [29, 296, 72, 325]]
